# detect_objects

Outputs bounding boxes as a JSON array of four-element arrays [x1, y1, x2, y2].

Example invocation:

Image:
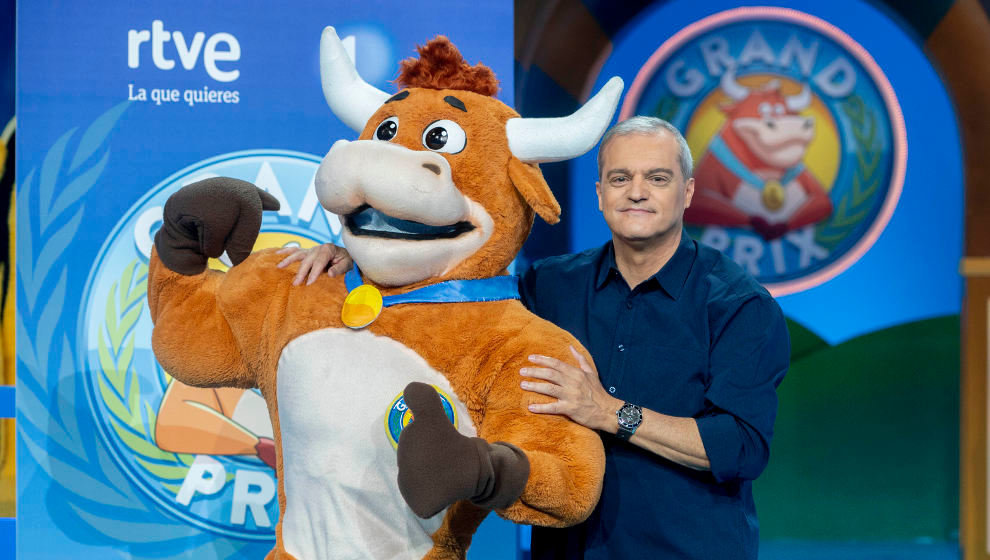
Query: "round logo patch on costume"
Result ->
[[79, 150, 344, 540], [621, 6, 906, 296], [385, 386, 459, 449]]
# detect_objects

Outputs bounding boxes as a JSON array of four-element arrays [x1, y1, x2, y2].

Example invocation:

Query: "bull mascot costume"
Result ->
[[148, 28, 623, 559]]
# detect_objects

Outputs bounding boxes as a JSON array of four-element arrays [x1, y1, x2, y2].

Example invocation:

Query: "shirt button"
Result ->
[[625, 300, 633, 309], [617, 344, 625, 352], [608, 386, 616, 394]]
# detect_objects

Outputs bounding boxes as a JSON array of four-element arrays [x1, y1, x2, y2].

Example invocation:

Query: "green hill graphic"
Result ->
[[757, 315, 959, 541]]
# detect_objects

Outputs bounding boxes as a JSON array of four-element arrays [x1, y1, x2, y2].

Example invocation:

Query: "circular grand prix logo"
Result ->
[[622, 7, 906, 295], [79, 150, 342, 540], [385, 387, 458, 449]]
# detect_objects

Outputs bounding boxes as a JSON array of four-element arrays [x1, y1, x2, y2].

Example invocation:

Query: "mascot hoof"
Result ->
[[154, 177, 280, 275], [397, 382, 530, 518]]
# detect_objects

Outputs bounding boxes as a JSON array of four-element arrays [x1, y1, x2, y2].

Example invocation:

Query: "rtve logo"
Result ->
[[128, 20, 241, 82]]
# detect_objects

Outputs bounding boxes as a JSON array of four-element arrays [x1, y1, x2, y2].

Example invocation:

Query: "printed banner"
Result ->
[[16, 2, 514, 558]]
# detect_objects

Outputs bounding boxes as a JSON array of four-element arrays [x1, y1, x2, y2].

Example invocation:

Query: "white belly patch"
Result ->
[[276, 328, 477, 560]]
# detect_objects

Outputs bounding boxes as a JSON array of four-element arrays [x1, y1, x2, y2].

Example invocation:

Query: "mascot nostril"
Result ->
[[148, 26, 623, 560]]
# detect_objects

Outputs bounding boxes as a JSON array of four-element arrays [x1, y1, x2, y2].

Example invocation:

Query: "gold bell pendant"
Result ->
[[341, 284, 384, 329], [761, 179, 786, 211]]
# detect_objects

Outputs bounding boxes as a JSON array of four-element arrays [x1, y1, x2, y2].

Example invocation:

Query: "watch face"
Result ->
[[618, 404, 642, 429]]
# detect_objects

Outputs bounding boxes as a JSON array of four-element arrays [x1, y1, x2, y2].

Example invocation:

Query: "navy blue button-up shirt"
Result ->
[[522, 231, 789, 560]]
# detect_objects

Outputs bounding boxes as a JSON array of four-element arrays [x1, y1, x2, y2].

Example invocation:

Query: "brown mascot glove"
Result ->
[[154, 177, 281, 275], [397, 382, 530, 518]]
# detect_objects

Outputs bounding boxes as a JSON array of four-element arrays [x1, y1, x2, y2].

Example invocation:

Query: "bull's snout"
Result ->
[[315, 139, 467, 226]]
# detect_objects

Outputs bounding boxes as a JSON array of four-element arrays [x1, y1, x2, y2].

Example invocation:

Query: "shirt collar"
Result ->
[[595, 229, 697, 300]]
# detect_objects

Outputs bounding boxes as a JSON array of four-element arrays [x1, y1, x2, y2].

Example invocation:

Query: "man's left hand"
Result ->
[[521, 346, 621, 433]]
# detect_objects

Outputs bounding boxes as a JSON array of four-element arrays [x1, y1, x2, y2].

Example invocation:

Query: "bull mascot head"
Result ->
[[718, 68, 814, 171], [686, 68, 832, 240], [316, 28, 623, 286]]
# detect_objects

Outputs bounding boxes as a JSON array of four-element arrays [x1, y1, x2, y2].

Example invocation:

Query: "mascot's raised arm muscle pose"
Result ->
[[147, 28, 623, 560]]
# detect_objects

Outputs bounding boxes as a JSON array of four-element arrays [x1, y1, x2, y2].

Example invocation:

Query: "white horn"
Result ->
[[720, 68, 750, 101], [786, 83, 812, 112], [506, 76, 624, 164], [320, 26, 390, 132], [340, 35, 356, 66]]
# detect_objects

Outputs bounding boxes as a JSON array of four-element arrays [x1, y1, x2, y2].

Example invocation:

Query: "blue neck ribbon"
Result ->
[[707, 135, 804, 188], [344, 265, 520, 307]]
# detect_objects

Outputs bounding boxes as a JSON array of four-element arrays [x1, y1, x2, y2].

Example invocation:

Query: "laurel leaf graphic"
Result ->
[[652, 95, 681, 124], [17, 102, 255, 557], [35, 267, 66, 382], [814, 94, 883, 250], [28, 206, 82, 311], [69, 100, 130, 173], [49, 150, 108, 225], [54, 336, 84, 457], [100, 259, 196, 483], [21, 434, 137, 507], [39, 127, 76, 231]]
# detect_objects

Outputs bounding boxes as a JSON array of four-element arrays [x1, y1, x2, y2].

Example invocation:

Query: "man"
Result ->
[[518, 117, 788, 559], [277, 116, 789, 559]]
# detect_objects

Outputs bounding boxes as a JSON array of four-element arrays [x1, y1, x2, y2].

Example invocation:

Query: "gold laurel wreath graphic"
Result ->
[[814, 94, 882, 250], [96, 258, 196, 495]]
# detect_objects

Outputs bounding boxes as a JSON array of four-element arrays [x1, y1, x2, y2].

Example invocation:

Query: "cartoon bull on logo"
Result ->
[[147, 28, 622, 559], [687, 69, 833, 240]]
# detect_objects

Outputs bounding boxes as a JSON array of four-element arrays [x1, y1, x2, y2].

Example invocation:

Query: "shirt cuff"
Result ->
[[695, 414, 743, 483]]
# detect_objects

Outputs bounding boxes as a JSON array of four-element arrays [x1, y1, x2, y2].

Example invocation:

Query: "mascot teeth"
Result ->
[[346, 206, 475, 240]]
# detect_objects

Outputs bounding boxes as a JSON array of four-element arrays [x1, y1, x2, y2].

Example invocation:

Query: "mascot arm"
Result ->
[[395, 327, 605, 526], [480, 341, 606, 528], [149, 249, 263, 389], [147, 177, 282, 389]]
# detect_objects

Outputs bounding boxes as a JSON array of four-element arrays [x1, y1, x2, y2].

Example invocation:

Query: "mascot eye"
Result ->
[[421, 120, 466, 154], [375, 117, 399, 141]]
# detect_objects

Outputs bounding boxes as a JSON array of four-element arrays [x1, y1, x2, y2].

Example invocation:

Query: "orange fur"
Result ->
[[149, 40, 602, 560], [149, 247, 605, 558], [396, 37, 499, 96]]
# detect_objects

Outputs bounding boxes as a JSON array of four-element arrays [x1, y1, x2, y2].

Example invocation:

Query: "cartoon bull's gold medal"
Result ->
[[342, 284, 384, 328], [761, 179, 786, 211]]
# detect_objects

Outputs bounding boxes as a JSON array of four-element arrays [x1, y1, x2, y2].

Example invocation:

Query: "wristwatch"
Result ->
[[615, 402, 642, 441]]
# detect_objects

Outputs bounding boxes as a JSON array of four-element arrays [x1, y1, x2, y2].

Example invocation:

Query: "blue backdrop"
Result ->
[[16, 2, 518, 558]]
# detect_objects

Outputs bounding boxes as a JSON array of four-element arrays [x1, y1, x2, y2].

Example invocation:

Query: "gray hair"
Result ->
[[596, 116, 693, 180]]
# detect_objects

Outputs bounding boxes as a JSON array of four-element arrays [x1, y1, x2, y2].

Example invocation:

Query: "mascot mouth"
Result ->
[[345, 205, 476, 240]]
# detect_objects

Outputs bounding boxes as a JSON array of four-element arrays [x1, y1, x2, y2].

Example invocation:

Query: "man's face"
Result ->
[[596, 132, 695, 245]]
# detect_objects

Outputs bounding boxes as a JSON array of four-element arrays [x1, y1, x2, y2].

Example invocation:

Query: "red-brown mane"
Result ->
[[395, 36, 499, 96]]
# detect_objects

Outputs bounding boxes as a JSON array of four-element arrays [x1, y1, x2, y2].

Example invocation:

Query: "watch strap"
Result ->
[[615, 423, 636, 441]]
